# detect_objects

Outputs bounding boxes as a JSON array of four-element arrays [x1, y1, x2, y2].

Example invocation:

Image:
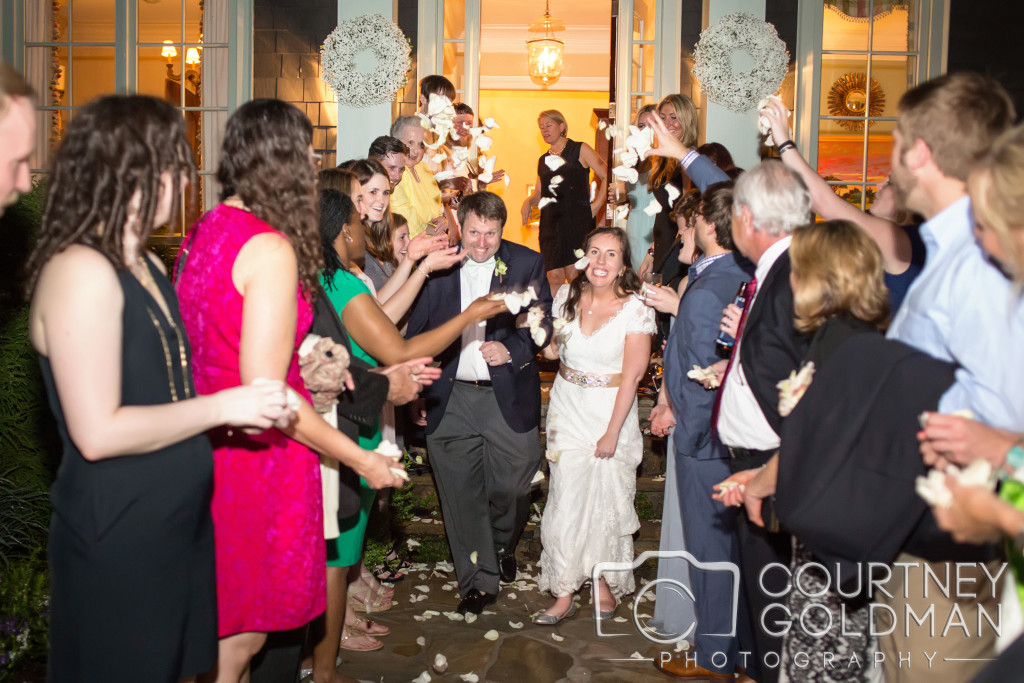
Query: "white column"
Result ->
[[336, 0, 398, 161], [704, 0, 766, 170]]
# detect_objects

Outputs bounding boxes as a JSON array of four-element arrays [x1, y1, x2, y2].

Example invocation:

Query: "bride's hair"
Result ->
[[562, 227, 641, 322]]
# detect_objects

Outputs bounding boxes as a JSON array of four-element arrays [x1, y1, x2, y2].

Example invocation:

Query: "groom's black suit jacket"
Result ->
[[405, 239, 553, 435]]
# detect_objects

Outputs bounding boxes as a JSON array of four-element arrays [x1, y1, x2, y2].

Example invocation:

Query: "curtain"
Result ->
[[201, 0, 229, 211]]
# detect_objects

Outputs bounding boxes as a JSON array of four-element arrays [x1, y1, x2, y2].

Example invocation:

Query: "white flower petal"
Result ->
[[433, 653, 448, 673], [666, 184, 681, 205], [551, 633, 564, 642], [476, 135, 493, 151], [469, 551, 478, 565], [460, 674, 480, 683], [503, 173, 511, 188], [509, 620, 523, 629], [613, 616, 628, 623], [614, 204, 630, 221], [433, 170, 456, 182], [484, 117, 499, 129], [544, 155, 566, 171], [619, 150, 639, 168], [548, 174, 563, 187], [507, 592, 517, 600], [416, 585, 430, 592], [483, 629, 500, 641], [538, 197, 556, 209], [477, 172, 493, 184], [611, 165, 639, 184], [642, 199, 662, 216], [413, 671, 432, 683], [417, 636, 427, 646], [630, 652, 645, 660], [597, 120, 608, 130], [431, 151, 447, 164], [530, 327, 546, 347], [465, 612, 477, 624], [590, 181, 597, 202], [575, 256, 591, 270]]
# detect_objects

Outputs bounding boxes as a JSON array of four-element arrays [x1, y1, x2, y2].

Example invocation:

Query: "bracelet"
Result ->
[[1005, 441, 1024, 475], [776, 140, 797, 155], [416, 262, 430, 278], [647, 245, 655, 256]]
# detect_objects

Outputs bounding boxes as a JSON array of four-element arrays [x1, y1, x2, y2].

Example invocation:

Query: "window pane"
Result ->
[[866, 119, 897, 183], [632, 44, 655, 96], [871, 54, 917, 118], [72, 0, 115, 42], [25, 0, 64, 42], [633, 0, 657, 42], [25, 47, 67, 107], [185, 0, 203, 44], [820, 56, 869, 120], [872, 0, 918, 52], [443, 0, 465, 41], [138, 46, 181, 103], [822, 2, 869, 51], [71, 47, 116, 106], [817, 133, 867, 183], [442, 42, 464, 93], [139, 0, 183, 44]]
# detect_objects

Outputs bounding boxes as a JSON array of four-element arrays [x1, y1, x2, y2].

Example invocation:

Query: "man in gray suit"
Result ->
[[649, 181, 755, 680]]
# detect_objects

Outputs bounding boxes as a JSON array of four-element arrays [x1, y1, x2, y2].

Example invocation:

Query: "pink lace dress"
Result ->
[[175, 204, 325, 637]]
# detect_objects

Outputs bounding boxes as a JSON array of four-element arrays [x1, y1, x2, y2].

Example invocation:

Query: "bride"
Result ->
[[535, 227, 656, 623]]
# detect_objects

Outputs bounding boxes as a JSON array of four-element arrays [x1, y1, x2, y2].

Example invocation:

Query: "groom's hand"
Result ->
[[480, 341, 511, 366]]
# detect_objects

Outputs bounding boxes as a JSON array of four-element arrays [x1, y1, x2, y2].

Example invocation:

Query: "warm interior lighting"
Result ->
[[185, 48, 201, 65], [161, 40, 177, 60], [527, 1, 565, 87]]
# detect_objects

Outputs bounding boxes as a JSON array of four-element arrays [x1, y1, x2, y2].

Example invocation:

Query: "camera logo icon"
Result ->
[[591, 550, 741, 645]]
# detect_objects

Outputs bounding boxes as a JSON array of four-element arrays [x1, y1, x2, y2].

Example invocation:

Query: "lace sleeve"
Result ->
[[552, 283, 570, 319], [624, 295, 658, 335]]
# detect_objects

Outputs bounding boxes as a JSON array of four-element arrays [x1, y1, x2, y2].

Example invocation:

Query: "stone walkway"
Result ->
[[338, 560, 691, 683]]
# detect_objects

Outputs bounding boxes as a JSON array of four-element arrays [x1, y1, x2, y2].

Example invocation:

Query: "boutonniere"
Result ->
[[777, 361, 815, 418], [493, 257, 508, 282]]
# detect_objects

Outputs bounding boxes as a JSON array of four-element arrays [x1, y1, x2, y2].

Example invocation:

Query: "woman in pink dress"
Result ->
[[175, 99, 405, 682]]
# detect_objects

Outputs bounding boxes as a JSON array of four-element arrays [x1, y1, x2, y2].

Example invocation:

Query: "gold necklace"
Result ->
[[549, 138, 567, 157], [136, 257, 192, 402]]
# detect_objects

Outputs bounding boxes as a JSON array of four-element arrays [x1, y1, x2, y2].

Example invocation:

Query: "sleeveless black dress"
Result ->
[[41, 256, 216, 682], [537, 138, 596, 270]]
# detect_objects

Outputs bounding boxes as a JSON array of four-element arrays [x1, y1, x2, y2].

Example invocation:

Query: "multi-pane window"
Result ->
[[815, 0, 923, 210], [19, 0, 233, 240]]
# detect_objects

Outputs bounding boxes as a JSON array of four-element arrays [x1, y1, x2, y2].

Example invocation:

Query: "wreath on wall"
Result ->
[[692, 12, 790, 113], [320, 13, 412, 108]]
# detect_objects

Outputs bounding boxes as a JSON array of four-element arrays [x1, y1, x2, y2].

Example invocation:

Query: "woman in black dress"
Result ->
[[521, 109, 607, 293], [24, 96, 290, 682]]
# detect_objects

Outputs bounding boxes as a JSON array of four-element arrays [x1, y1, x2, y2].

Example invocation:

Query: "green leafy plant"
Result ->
[[0, 552, 49, 678], [634, 491, 655, 521]]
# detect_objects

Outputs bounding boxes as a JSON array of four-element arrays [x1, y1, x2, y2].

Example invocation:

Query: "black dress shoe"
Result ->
[[498, 553, 517, 584], [456, 588, 497, 615]]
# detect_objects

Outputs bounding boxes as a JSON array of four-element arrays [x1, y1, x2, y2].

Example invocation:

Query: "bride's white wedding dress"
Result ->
[[538, 285, 656, 599]]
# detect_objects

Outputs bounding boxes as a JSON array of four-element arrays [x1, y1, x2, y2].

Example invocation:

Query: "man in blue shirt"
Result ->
[[880, 71, 1019, 683]]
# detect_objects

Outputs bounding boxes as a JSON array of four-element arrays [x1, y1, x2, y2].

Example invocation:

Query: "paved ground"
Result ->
[[337, 560, 693, 683]]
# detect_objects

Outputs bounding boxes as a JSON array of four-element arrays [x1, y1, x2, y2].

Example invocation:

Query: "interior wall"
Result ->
[[477, 89, 608, 250]]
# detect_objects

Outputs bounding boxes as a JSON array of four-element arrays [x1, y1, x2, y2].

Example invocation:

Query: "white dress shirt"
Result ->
[[887, 197, 1024, 430], [718, 236, 793, 451], [455, 257, 494, 381]]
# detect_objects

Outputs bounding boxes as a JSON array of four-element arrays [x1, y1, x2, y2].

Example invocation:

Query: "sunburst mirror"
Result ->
[[828, 72, 885, 131]]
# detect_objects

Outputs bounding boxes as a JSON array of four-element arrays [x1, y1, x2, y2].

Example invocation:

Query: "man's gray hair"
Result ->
[[390, 115, 422, 139], [733, 161, 812, 237]]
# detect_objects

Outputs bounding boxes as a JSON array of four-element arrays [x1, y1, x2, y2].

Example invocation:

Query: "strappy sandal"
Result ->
[[339, 625, 383, 652], [348, 579, 393, 613], [372, 562, 406, 583], [347, 616, 390, 637], [385, 545, 413, 572]]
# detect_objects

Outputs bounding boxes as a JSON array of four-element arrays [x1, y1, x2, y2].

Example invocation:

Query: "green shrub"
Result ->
[[0, 553, 49, 678]]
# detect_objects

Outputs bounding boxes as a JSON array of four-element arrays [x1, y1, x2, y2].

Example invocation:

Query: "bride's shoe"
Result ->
[[596, 587, 618, 619], [532, 600, 578, 625]]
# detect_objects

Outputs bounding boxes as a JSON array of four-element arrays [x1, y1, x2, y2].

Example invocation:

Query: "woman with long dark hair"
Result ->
[[25, 95, 290, 682], [174, 99, 405, 682], [534, 227, 655, 624]]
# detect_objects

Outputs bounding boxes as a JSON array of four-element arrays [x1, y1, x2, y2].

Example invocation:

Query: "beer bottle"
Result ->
[[714, 281, 749, 358]]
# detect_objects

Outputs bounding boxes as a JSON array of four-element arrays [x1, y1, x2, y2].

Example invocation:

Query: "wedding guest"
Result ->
[[406, 191, 553, 614], [175, 99, 405, 682], [645, 182, 755, 679], [534, 227, 654, 624], [520, 109, 608, 293], [705, 161, 812, 683], [368, 135, 408, 191], [933, 121, 1024, 683], [417, 74, 456, 114], [624, 104, 658, 269], [759, 98, 925, 311], [390, 116, 448, 239], [0, 62, 34, 217], [25, 95, 290, 682], [717, 219, 957, 683], [875, 72, 1019, 682], [642, 99, 730, 291]]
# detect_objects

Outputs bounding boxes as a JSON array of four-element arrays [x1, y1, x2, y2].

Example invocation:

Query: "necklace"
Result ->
[[135, 257, 192, 402], [549, 138, 567, 157]]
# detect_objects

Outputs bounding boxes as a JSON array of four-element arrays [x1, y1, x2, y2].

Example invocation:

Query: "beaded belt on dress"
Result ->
[[558, 364, 622, 388]]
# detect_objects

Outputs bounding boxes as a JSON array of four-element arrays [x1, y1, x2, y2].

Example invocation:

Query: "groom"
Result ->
[[406, 190, 553, 614]]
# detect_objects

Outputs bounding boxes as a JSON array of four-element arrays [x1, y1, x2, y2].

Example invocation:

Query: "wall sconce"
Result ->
[[162, 40, 179, 80], [527, 0, 565, 87], [184, 47, 202, 91], [185, 48, 201, 66]]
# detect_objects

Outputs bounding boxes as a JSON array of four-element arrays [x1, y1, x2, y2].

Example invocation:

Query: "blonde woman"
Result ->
[[521, 109, 608, 293]]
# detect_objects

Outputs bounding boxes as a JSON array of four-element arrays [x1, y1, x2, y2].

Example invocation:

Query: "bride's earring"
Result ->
[[344, 229, 353, 243]]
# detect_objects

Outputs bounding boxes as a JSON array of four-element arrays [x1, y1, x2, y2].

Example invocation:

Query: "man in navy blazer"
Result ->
[[651, 182, 756, 679], [406, 191, 553, 613]]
